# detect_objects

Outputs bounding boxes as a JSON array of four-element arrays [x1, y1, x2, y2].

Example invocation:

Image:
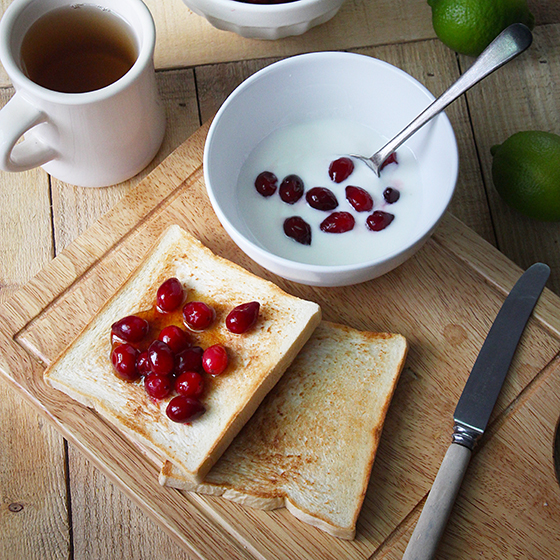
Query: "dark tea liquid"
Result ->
[[20, 5, 137, 94]]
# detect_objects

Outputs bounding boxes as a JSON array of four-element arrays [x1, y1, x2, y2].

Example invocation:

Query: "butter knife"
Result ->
[[402, 262, 550, 560]]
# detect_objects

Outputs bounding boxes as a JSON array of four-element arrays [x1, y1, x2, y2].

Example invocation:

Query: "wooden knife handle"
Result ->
[[402, 443, 472, 560]]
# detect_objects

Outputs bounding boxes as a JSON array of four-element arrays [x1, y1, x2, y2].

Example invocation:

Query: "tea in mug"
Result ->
[[20, 5, 137, 93]]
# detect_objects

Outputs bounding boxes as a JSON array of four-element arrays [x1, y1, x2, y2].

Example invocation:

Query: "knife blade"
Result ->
[[402, 262, 550, 560]]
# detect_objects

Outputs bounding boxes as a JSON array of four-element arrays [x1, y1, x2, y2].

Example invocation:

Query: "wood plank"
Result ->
[[0, 87, 70, 560], [68, 449, 197, 560], [529, 0, 560, 25], [0, 68, 202, 560], [0, 385, 70, 560], [149, 0, 436, 70], [195, 57, 279, 123], [462, 24, 560, 294]]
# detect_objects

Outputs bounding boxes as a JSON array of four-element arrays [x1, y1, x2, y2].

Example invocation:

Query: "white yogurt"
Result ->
[[237, 119, 422, 266]]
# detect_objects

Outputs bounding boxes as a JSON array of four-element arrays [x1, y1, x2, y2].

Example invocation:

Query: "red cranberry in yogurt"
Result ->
[[320, 212, 355, 234], [345, 186, 373, 212], [366, 211, 395, 231], [284, 216, 312, 245], [383, 187, 400, 204], [279, 174, 304, 204], [380, 153, 398, 171], [255, 171, 278, 197], [328, 157, 354, 183], [306, 187, 338, 211], [236, 0, 298, 3]]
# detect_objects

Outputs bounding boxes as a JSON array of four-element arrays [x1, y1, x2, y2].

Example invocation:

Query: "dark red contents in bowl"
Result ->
[[233, 0, 300, 4]]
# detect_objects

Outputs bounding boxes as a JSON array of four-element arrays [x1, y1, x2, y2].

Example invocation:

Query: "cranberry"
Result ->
[[156, 278, 184, 313], [166, 396, 205, 423], [147, 340, 175, 376], [237, 0, 298, 3], [175, 346, 204, 375], [383, 187, 400, 204], [111, 315, 149, 343], [320, 212, 355, 234], [366, 210, 395, 231], [175, 370, 205, 398], [183, 301, 215, 331], [240, 0, 299, 3], [305, 187, 338, 211], [328, 157, 354, 183], [202, 344, 229, 376], [226, 301, 260, 334], [136, 351, 152, 376], [144, 373, 173, 399], [283, 216, 311, 245], [255, 171, 278, 197], [345, 186, 373, 212], [158, 325, 191, 354], [111, 344, 140, 381], [380, 152, 398, 171], [279, 175, 304, 204]]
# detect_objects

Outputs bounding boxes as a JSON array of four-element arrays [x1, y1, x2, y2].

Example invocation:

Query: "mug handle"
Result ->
[[0, 92, 57, 172]]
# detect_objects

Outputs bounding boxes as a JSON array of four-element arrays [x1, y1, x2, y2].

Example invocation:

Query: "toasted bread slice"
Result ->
[[160, 321, 407, 539], [44, 225, 321, 483]]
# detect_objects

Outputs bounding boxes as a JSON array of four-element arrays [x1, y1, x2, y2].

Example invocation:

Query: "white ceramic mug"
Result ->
[[0, 0, 166, 187]]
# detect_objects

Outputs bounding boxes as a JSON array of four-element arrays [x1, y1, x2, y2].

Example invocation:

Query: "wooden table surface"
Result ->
[[1, 0, 559, 558]]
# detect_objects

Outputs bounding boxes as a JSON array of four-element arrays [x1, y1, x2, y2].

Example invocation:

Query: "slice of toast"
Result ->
[[160, 321, 408, 539], [44, 225, 321, 483]]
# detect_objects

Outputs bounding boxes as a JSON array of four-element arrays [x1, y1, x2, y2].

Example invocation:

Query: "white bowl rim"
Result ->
[[185, 0, 343, 14], [204, 51, 459, 275]]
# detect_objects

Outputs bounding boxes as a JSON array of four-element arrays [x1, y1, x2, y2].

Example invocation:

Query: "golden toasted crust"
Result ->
[[44, 225, 321, 482], [159, 321, 408, 539]]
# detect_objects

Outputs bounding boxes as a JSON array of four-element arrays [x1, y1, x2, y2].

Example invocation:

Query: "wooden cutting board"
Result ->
[[0, 123, 559, 559]]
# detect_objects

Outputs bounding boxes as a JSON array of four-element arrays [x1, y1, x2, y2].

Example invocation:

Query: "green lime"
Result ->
[[427, 0, 535, 57], [491, 131, 560, 221]]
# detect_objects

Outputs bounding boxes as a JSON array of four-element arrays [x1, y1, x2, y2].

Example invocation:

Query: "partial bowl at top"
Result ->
[[181, 0, 345, 40], [204, 52, 459, 287]]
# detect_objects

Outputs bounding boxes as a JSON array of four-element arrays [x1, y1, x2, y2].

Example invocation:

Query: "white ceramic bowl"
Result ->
[[204, 52, 459, 287], [182, 0, 345, 39]]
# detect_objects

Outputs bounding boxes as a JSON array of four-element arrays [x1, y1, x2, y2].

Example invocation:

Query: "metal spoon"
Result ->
[[353, 23, 533, 176]]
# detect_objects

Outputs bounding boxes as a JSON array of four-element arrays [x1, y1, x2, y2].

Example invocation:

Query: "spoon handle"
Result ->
[[371, 23, 533, 170]]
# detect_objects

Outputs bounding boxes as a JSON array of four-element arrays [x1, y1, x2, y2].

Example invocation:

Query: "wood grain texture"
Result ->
[[462, 24, 560, 294], [1, 117, 559, 559], [0, 88, 70, 560]]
